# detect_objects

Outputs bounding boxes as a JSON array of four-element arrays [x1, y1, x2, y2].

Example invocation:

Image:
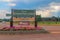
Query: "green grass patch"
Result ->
[[38, 21, 60, 25]]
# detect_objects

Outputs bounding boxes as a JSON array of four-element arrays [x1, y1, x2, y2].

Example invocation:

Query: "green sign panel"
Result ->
[[13, 10, 36, 18]]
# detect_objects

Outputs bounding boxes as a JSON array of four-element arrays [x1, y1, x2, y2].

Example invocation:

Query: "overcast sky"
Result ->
[[0, 0, 60, 19]]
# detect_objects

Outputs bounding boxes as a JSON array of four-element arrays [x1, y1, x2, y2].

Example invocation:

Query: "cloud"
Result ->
[[0, 0, 15, 2], [0, 10, 11, 19], [8, 3, 16, 6], [50, 2, 60, 11], [36, 10, 51, 17], [0, 0, 16, 7], [36, 2, 60, 17]]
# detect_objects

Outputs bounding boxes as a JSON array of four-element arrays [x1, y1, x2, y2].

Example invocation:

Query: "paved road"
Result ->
[[41, 26, 60, 33], [0, 34, 60, 40]]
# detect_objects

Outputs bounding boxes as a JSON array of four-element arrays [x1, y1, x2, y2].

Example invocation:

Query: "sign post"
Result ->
[[10, 9, 13, 28], [35, 15, 37, 28]]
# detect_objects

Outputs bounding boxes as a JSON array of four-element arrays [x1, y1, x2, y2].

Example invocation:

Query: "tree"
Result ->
[[0, 19, 2, 22], [3, 19, 10, 22], [36, 15, 41, 22]]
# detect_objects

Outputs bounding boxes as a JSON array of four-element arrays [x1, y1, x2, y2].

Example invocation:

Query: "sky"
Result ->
[[0, 0, 60, 19]]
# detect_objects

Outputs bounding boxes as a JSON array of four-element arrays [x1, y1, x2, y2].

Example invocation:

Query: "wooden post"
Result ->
[[10, 9, 13, 28], [35, 14, 37, 28]]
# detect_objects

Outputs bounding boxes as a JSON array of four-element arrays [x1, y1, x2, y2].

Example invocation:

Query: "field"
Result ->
[[38, 21, 60, 26]]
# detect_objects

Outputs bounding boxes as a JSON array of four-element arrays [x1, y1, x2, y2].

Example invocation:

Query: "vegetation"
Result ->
[[36, 15, 41, 22], [0, 27, 49, 34], [0, 19, 2, 22]]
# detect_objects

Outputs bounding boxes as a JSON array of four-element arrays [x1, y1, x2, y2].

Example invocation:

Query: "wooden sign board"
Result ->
[[12, 9, 36, 26]]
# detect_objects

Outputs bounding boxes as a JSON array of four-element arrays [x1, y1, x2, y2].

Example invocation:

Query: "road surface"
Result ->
[[0, 34, 60, 40], [41, 26, 60, 33]]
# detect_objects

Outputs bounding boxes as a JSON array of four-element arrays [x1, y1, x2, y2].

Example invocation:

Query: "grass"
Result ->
[[38, 21, 60, 26]]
